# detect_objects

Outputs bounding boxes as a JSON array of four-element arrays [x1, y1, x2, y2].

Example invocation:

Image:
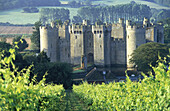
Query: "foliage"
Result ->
[[0, 46, 66, 110], [22, 51, 72, 89], [158, 17, 170, 44], [144, 0, 170, 7], [31, 21, 42, 51], [23, 7, 39, 13], [0, 42, 12, 52], [130, 42, 169, 72], [74, 2, 152, 23], [12, 36, 28, 51], [73, 59, 170, 110], [40, 8, 70, 24], [0, 0, 61, 11], [33, 62, 73, 89]]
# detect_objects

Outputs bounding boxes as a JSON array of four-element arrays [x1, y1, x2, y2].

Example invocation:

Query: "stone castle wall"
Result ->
[[40, 18, 164, 68]]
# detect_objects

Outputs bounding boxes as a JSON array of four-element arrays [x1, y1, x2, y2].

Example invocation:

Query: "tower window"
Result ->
[[80, 31, 82, 34], [94, 31, 96, 34], [99, 35, 101, 38], [100, 31, 102, 34], [74, 31, 76, 34], [75, 36, 77, 39], [97, 31, 99, 34], [100, 45, 102, 48]]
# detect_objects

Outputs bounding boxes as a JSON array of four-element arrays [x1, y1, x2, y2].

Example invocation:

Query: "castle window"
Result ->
[[97, 31, 99, 34], [70, 31, 72, 34], [100, 45, 102, 48], [75, 36, 77, 39], [99, 35, 101, 38], [100, 31, 102, 34], [77, 31, 79, 34], [94, 31, 96, 34], [80, 31, 82, 34], [89, 43, 91, 47], [74, 31, 76, 34]]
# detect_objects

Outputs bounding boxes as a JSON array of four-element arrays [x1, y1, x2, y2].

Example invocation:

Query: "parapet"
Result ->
[[126, 20, 132, 27], [83, 20, 90, 26], [126, 24, 145, 31]]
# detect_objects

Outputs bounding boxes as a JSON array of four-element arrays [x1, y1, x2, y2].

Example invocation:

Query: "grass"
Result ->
[[0, 6, 78, 24], [0, 0, 169, 24]]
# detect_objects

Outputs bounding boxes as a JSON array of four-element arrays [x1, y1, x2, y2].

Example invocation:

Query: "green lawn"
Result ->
[[0, 6, 78, 24]]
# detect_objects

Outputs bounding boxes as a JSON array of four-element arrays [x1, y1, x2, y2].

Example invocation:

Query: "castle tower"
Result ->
[[126, 22, 146, 70], [143, 17, 150, 27], [119, 18, 124, 26], [83, 20, 90, 26], [58, 21, 71, 63], [69, 24, 85, 65], [92, 24, 111, 66], [40, 24, 58, 62]]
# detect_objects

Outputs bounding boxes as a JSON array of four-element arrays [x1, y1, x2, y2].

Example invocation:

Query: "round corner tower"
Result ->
[[40, 24, 58, 62], [126, 21, 146, 70]]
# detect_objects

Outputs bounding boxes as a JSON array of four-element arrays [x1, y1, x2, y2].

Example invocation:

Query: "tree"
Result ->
[[130, 42, 169, 72], [13, 36, 28, 51], [0, 42, 12, 52], [31, 21, 42, 51]]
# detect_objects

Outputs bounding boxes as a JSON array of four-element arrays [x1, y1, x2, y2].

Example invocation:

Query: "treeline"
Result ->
[[151, 8, 170, 22], [72, 2, 152, 23], [0, 0, 61, 10], [144, 0, 170, 7], [40, 8, 70, 24]]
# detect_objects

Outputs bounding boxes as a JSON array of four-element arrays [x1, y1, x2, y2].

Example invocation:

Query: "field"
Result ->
[[0, 6, 78, 24], [0, 0, 169, 24], [0, 26, 34, 34]]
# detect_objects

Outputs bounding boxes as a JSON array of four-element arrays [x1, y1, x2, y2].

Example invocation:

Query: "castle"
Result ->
[[40, 18, 164, 70]]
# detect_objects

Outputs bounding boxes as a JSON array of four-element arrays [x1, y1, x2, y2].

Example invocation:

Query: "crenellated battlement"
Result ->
[[39, 18, 164, 67], [112, 38, 125, 43], [126, 25, 145, 31]]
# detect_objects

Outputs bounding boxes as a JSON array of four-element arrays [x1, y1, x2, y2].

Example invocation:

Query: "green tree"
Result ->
[[31, 21, 42, 51], [13, 36, 28, 51], [130, 42, 169, 72], [0, 41, 12, 52]]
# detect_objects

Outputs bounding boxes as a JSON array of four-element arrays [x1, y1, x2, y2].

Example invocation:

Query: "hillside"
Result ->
[[0, 0, 61, 11], [143, 0, 170, 7]]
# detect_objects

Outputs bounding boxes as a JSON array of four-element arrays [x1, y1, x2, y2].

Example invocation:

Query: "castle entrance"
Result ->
[[87, 53, 94, 64]]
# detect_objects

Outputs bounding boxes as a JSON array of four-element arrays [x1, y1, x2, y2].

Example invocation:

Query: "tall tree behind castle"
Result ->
[[73, 2, 152, 23], [40, 8, 70, 24]]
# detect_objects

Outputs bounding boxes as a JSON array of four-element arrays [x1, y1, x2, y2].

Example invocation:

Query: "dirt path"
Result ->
[[64, 90, 89, 111]]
